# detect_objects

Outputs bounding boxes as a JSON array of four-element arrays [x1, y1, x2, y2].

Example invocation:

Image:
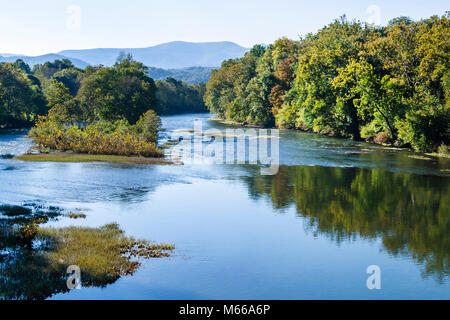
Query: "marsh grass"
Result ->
[[0, 203, 174, 299], [39, 224, 174, 287], [66, 212, 87, 219]]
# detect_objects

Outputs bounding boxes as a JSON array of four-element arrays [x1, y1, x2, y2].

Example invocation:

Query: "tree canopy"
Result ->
[[204, 13, 450, 152]]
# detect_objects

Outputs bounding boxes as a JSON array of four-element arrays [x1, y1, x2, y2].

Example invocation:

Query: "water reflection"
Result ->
[[243, 165, 450, 281]]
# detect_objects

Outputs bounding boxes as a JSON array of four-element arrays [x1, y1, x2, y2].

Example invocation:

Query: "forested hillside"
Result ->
[[0, 55, 206, 129], [204, 14, 449, 153], [148, 67, 214, 84]]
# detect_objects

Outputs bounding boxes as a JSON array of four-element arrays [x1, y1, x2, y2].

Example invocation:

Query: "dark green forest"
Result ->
[[0, 53, 208, 157], [1, 14, 449, 154], [204, 14, 449, 153], [0, 54, 207, 129], [0, 54, 207, 157], [148, 66, 214, 84]]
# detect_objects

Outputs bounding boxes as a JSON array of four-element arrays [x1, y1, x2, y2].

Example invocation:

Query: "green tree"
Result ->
[[0, 63, 46, 128], [77, 55, 157, 124], [134, 109, 161, 143], [44, 80, 79, 123]]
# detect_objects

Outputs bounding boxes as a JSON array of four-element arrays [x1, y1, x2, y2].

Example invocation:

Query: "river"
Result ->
[[0, 113, 449, 299]]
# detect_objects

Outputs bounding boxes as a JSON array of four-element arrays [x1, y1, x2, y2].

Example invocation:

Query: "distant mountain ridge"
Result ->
[[148, 66, 215, 84], [0, 54, 89, 69], [1, 41, 249, 83], [58, 41, 249, 69]]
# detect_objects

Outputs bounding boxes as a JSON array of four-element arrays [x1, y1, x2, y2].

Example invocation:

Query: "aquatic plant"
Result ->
[[66, 212, 87, 219], [0, 203, 174, 300]]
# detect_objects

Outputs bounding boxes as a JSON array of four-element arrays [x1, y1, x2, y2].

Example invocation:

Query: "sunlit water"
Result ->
[[0, 114, 449, 300]]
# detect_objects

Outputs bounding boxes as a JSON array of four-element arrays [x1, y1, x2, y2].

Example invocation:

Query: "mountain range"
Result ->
[[0, 53, 90, 69], [58, 41, 249, 69], [0, 41, 248, 68], [0, 41, 249, 83]]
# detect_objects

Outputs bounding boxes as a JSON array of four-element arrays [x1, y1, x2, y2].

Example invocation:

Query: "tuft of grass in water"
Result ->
[[15, 153, 173, 165], [0, 202, 174, 299], [39, 223, 174, 287], [66, 212, 87, 219]]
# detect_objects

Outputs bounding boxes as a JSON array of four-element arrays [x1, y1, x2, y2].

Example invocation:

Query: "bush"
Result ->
[[438, 144, 449, 155], [29, 116, 163, 158], [360, 122, 379, 141], [374, 132, 390, 144], [134, 110, 161, 143], [18, 223, 39, 248]]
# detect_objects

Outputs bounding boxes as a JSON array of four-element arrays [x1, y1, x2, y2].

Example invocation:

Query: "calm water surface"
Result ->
[[0, 113, 449, 300]]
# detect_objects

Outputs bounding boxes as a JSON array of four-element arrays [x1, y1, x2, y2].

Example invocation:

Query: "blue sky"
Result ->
[[0, 0, 448, 56]]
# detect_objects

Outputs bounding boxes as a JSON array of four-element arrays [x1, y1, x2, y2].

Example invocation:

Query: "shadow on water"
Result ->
[[242, 165, 450, 282]]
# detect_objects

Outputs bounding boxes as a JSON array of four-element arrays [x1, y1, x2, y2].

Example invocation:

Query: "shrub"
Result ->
[[134, 110, 161, 143], [360, 122, 379, 141], [438, 144, 449, 155], [374, 132, 390, 144], [18, 223, 39, 248], [29, 116, 163, 158]]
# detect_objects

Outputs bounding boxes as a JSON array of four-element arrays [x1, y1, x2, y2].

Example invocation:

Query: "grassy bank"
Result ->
[[15, 152, 175, 165]]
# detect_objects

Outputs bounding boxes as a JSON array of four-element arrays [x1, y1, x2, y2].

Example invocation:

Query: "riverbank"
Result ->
[[211, 117, 450, 159], [15, 152, 177, 165]]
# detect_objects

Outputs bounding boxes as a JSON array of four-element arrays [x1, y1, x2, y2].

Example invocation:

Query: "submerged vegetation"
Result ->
[[205, 14, 450, 153], [0, 202, 174, 300]]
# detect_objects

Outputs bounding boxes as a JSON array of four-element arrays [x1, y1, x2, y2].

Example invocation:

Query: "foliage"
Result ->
[[148, 66, 214, 84], [32, 59, 75, 81], [77, 56, 157, 124], [205, 13, 450, 152], [44, 80, 80, 123], [0, 63, 47, 128], [29, 116, 163, 158], [155, 77, 207, 114], [0, 54, 212, 156], [134, 109, 162, 143], [0, 203, 174, 300], [30, 113, 162, 157]]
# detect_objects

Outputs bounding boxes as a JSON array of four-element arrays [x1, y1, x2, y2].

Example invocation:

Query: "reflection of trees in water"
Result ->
[[0, 203, 174, 300], [243, 166, 450, 281]]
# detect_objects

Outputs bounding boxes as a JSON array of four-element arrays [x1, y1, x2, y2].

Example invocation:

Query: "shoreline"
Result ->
[[15, 152, 178, 165], [210, 117, 450, 159]]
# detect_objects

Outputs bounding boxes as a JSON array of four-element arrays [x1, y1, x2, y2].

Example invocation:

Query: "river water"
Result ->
[[0, 113, 449, 299]]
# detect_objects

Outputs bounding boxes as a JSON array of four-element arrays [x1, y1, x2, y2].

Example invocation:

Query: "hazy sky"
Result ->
[[0, 0, 448, 56]]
